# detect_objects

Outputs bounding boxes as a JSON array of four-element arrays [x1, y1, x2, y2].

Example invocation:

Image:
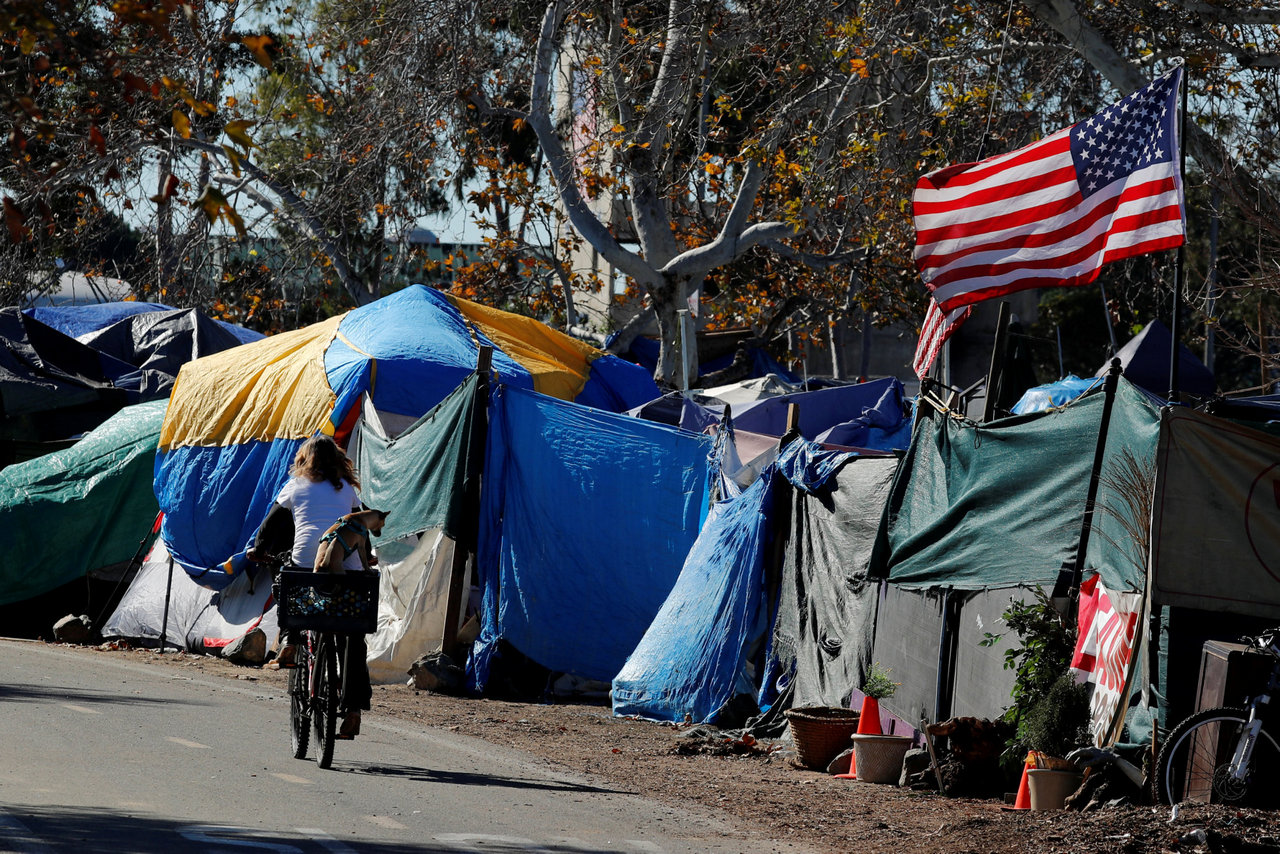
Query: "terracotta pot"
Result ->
[[1026, 769, 1083, 810]]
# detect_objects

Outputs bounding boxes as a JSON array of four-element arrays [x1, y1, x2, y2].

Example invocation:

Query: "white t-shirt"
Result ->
[[274, 475, 362, 570]]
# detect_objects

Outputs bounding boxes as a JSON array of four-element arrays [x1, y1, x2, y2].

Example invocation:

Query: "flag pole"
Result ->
[[1168, 60, 1188, 402]]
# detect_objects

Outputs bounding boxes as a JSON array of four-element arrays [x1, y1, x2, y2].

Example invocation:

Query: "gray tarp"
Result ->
[[773, 456, 898, 710], [1150, 407, 1280, 619]]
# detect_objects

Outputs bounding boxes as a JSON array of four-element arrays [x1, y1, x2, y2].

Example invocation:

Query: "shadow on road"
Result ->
[[0, 804, 496, 853], [342, 760, 631, 795], [0, 683, 209, 707]]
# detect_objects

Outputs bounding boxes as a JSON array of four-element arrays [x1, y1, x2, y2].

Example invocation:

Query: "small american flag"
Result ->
[[912, 299, 972, 380], [914, 68, 1185, 313]]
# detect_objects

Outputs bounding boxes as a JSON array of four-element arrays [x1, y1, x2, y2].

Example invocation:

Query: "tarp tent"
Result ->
[[1, 307, 135, 450], [1150, 406, 1280, 620], [613, 440, 900, 724], [631, 376, 914, 454], [2, 304, 257, 466], [27, 301, 264, 346], [102, 538, 278, 651], [154, 284, 660, 591], [0, 399, 166, 606], [1096, 318, 1215, 399], [866, 377, 1162, 725], [473, 385, 713, 687]]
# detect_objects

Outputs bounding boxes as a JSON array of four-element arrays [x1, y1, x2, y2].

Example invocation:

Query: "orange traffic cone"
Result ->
[[836, 696, 885, 779], [856, 696, 883, 735], [1005, 754, 1034, 810]]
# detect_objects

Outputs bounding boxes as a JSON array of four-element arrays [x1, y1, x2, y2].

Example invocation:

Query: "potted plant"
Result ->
[[850, 663, 913, 784], [982, 588, 1091, 807]]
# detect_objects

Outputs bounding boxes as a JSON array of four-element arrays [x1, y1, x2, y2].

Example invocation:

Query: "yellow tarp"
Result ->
[[448, 295, 598, 402], [159, 315, 344, 450]]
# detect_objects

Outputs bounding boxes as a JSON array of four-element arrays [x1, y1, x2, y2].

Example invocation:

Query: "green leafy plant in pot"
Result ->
[[982, 588, 1089, 779]]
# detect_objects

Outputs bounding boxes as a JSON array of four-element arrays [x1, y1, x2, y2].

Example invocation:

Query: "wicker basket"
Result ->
[[784, 706, 861, 770]]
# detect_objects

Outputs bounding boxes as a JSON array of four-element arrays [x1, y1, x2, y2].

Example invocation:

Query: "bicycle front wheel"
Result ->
[[1155, 707, 1280, 807], [288, 658, 310, 760], [312, 633, 340, 769]]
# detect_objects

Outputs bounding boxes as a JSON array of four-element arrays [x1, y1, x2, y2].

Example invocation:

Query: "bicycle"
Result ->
[[275, 568, 379, 770], [1154, 627, 1280, 807]]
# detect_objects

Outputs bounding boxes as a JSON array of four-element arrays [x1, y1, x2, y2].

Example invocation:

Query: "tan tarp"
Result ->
[[1150, 407, 1280, 619]]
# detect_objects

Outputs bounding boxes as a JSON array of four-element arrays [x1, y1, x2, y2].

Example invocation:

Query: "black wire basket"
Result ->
[[275, 570, 379, 634]]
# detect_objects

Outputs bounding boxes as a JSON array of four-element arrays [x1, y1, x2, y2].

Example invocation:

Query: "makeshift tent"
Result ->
[[1, 307, 135, 450], [866, 377, 1162, 724], [102, 538, 278, 650], [30, 302, 264, 347], [473, 384, 713, 687], [0, 399, 166, 606], [630, 376, 913, 454], [1150, 407, 1280, 619], [1096, 318, 1215, 399], [613, 439, 900, 724], [155, 284, 659, 590]]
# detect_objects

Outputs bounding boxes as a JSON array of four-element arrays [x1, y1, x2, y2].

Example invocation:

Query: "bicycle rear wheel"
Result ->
[[1155, 707, 1280, 807], [312, 633, 339, 769], [288, 658, 310, 759]]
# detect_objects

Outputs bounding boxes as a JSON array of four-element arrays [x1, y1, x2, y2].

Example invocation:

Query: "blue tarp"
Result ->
[[472, 385, 713, 686], [26, 302, 264, 345], [731, 377, 908, 447], [612, 439, 867, 723], [612, 474, 773, 723], [1011, 374, 1099, 414]]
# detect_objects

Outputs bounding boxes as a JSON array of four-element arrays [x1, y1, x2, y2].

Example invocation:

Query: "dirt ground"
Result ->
[[74, 643, 1280, 854]]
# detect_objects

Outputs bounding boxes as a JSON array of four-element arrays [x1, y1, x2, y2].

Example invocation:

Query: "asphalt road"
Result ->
[[0, 640, 813, 854]]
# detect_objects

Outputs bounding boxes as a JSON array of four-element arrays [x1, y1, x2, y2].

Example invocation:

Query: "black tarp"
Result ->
[[1095, 318, 1215, 399]]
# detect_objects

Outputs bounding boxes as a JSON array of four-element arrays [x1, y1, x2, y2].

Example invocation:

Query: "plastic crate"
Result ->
[[275, 570, 379, 634]]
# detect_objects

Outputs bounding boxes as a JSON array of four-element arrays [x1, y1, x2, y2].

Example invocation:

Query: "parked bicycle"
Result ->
[[1154, 627, 1280, 807], [275, 568, 379, 770]]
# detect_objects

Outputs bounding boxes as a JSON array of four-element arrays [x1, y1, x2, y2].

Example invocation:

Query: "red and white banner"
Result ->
[[1071, 573, 1142, 746]]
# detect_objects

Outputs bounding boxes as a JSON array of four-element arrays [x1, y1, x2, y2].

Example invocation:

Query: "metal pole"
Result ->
[[1099, 282, 1119, 357], [1169, 63, 1189, 402], [983, 302, 1012, 422], [1055, 357, 1124, 604]]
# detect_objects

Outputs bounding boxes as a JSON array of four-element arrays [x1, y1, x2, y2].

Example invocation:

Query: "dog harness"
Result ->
[[319, 517, 369, 559]]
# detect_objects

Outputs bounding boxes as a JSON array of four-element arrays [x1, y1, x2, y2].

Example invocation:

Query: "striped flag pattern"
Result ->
[[912, 299, 973, 380], [913, 68, 1185, 313]]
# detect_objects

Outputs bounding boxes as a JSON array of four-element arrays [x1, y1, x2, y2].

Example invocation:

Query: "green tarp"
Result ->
[[870, 379, 1160, 592], [0, 399, 166, 605], [353, 370, 482, 545]]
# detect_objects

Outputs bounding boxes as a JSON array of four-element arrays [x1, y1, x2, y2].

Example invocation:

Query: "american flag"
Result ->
[[913, 68, 1185, 313], [912, 299, 972, 379]]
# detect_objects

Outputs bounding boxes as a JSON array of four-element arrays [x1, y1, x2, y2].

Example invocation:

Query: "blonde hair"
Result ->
[[289, 435, 360, 491]]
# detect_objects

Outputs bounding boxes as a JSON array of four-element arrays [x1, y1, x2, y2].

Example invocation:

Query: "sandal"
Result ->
[[337, 711, 361, 740], [275, 643, 299, 669]]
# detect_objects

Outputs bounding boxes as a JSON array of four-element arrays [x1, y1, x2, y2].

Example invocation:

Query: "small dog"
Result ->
[[313, 508, 388, 574]]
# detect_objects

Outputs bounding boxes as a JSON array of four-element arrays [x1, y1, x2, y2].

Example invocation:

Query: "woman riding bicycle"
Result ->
[[252, 434, 375, 740]]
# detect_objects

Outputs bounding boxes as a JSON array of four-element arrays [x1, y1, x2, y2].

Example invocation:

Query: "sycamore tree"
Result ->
[[437, 0, 978, 384]]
